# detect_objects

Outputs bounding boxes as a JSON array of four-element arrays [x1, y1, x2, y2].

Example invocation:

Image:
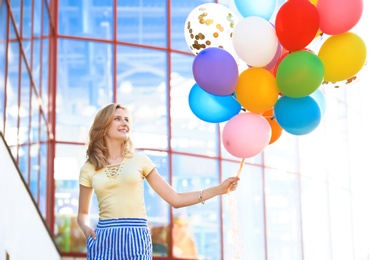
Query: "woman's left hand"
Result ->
[[221, 176, 240, 194]]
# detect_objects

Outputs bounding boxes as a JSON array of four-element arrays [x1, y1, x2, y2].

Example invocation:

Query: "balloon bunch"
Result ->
[[184, 0, 366, 159]]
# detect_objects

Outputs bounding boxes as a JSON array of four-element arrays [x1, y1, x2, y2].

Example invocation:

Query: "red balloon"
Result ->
[[275, 0, 319, 51], [271, 50, 288, 77]]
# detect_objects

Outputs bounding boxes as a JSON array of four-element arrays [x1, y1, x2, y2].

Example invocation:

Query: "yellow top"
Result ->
[[79, 152, 155, 220]]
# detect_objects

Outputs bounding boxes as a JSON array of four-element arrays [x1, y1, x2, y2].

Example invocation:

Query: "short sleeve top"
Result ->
[[79, 151, 155, 220]]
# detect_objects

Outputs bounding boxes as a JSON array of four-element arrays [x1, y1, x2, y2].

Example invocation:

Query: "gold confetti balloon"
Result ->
[[184, 3, 240, 56]]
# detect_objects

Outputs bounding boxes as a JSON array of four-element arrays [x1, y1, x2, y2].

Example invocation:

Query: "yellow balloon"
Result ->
[[310, 0, 318, 5], [318, 32, 366, 82], [236, 67, 279, 113]]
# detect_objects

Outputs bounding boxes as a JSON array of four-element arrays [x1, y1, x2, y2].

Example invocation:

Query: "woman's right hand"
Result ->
[[81, 225, 97, 241]]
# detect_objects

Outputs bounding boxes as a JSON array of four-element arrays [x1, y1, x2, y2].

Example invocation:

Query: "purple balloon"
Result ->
[[192, 47, 238, 96], [266, 41, 282, 70]]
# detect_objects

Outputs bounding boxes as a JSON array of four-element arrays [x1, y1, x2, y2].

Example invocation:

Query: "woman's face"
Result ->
[[105, 108, 130, 142]]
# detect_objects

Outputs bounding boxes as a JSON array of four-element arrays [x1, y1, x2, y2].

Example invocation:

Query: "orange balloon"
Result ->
[[235, 67, 279, 114], [263, 109, 283, 145]]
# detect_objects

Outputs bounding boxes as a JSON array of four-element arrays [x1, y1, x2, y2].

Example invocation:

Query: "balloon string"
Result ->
[[227, 158, 245, 259], [236, 158, 245, 178]]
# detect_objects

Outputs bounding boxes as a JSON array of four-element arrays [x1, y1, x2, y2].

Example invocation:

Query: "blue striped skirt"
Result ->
[[87, 218, 152, 260]]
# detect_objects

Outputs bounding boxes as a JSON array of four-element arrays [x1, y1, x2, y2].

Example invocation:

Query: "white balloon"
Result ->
[[232, 16, 278, 67], [184, 3, 240, 56]]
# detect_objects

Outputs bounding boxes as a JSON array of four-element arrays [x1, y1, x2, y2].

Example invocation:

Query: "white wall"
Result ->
[[0, 134, 61, 260]]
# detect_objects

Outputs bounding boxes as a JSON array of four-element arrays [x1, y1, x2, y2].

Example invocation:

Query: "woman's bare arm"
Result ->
[[146, 168, 239, 208], [77, 185, 96, 240]]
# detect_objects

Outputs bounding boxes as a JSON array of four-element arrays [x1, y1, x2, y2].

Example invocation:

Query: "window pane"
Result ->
[[56, 39, 113, 142], [33, 0, 42, 36], [264, 133, 299, 172], [31, 91, 41, 144], [300, 177, 331, 260], [265, 168, 303, 260], [327, 133, 350, 188], [170, 52, 219, 156], [30, 143, 40, 201], [348, 109, 366, 195], [0, 2, 6, 133], [223, 161, 266, 260], [117, 0, 167, 47], [10, 1, 21, 36], [32, 39, 41, 89], [117, 45, 168, 149], [54, 144, 98, 253], [22, 0, 33, 38], [144, 151, 170, 257], [40, 114, 50, 142], [39, 143, 48, 218], [298, 125, 328, 181], [329, 187, 354, 259], [41, 39, 50, 115], [58, 0, 114, 40], [20, 59, 31, 145], [5, 40, 20, 147], [172, 154, 221, 259], [42, 1, 50, 36], [352, 196, 369, 260], [18, 145, 29, 182], [323, 88, 350, 189]]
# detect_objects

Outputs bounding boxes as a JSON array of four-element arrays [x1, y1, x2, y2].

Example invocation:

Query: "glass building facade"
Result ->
[[0, 0, 369, 259]]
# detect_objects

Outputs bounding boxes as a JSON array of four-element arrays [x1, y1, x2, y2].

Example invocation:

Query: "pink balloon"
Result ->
[[317, 0, 363, 35], [222, 113, 271, 158]]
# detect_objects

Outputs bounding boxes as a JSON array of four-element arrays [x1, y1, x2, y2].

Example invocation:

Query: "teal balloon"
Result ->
[[276, 50, 324, 98], [234, 0, 278, 21], [189, 83, 241, 123], [274, 96, 321, 135]]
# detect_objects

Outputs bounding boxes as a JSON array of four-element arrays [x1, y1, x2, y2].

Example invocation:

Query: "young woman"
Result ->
[[77, 103, 240, 259]]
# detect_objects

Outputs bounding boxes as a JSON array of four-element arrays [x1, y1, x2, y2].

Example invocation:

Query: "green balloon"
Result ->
[[276, 50, 324, 98]]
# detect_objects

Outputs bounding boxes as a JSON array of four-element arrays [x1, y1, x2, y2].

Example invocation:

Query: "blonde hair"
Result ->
[[86, 103, 134, 170]]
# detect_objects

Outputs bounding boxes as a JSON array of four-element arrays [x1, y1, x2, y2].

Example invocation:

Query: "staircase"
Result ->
[[0, 132, 61, 260]]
